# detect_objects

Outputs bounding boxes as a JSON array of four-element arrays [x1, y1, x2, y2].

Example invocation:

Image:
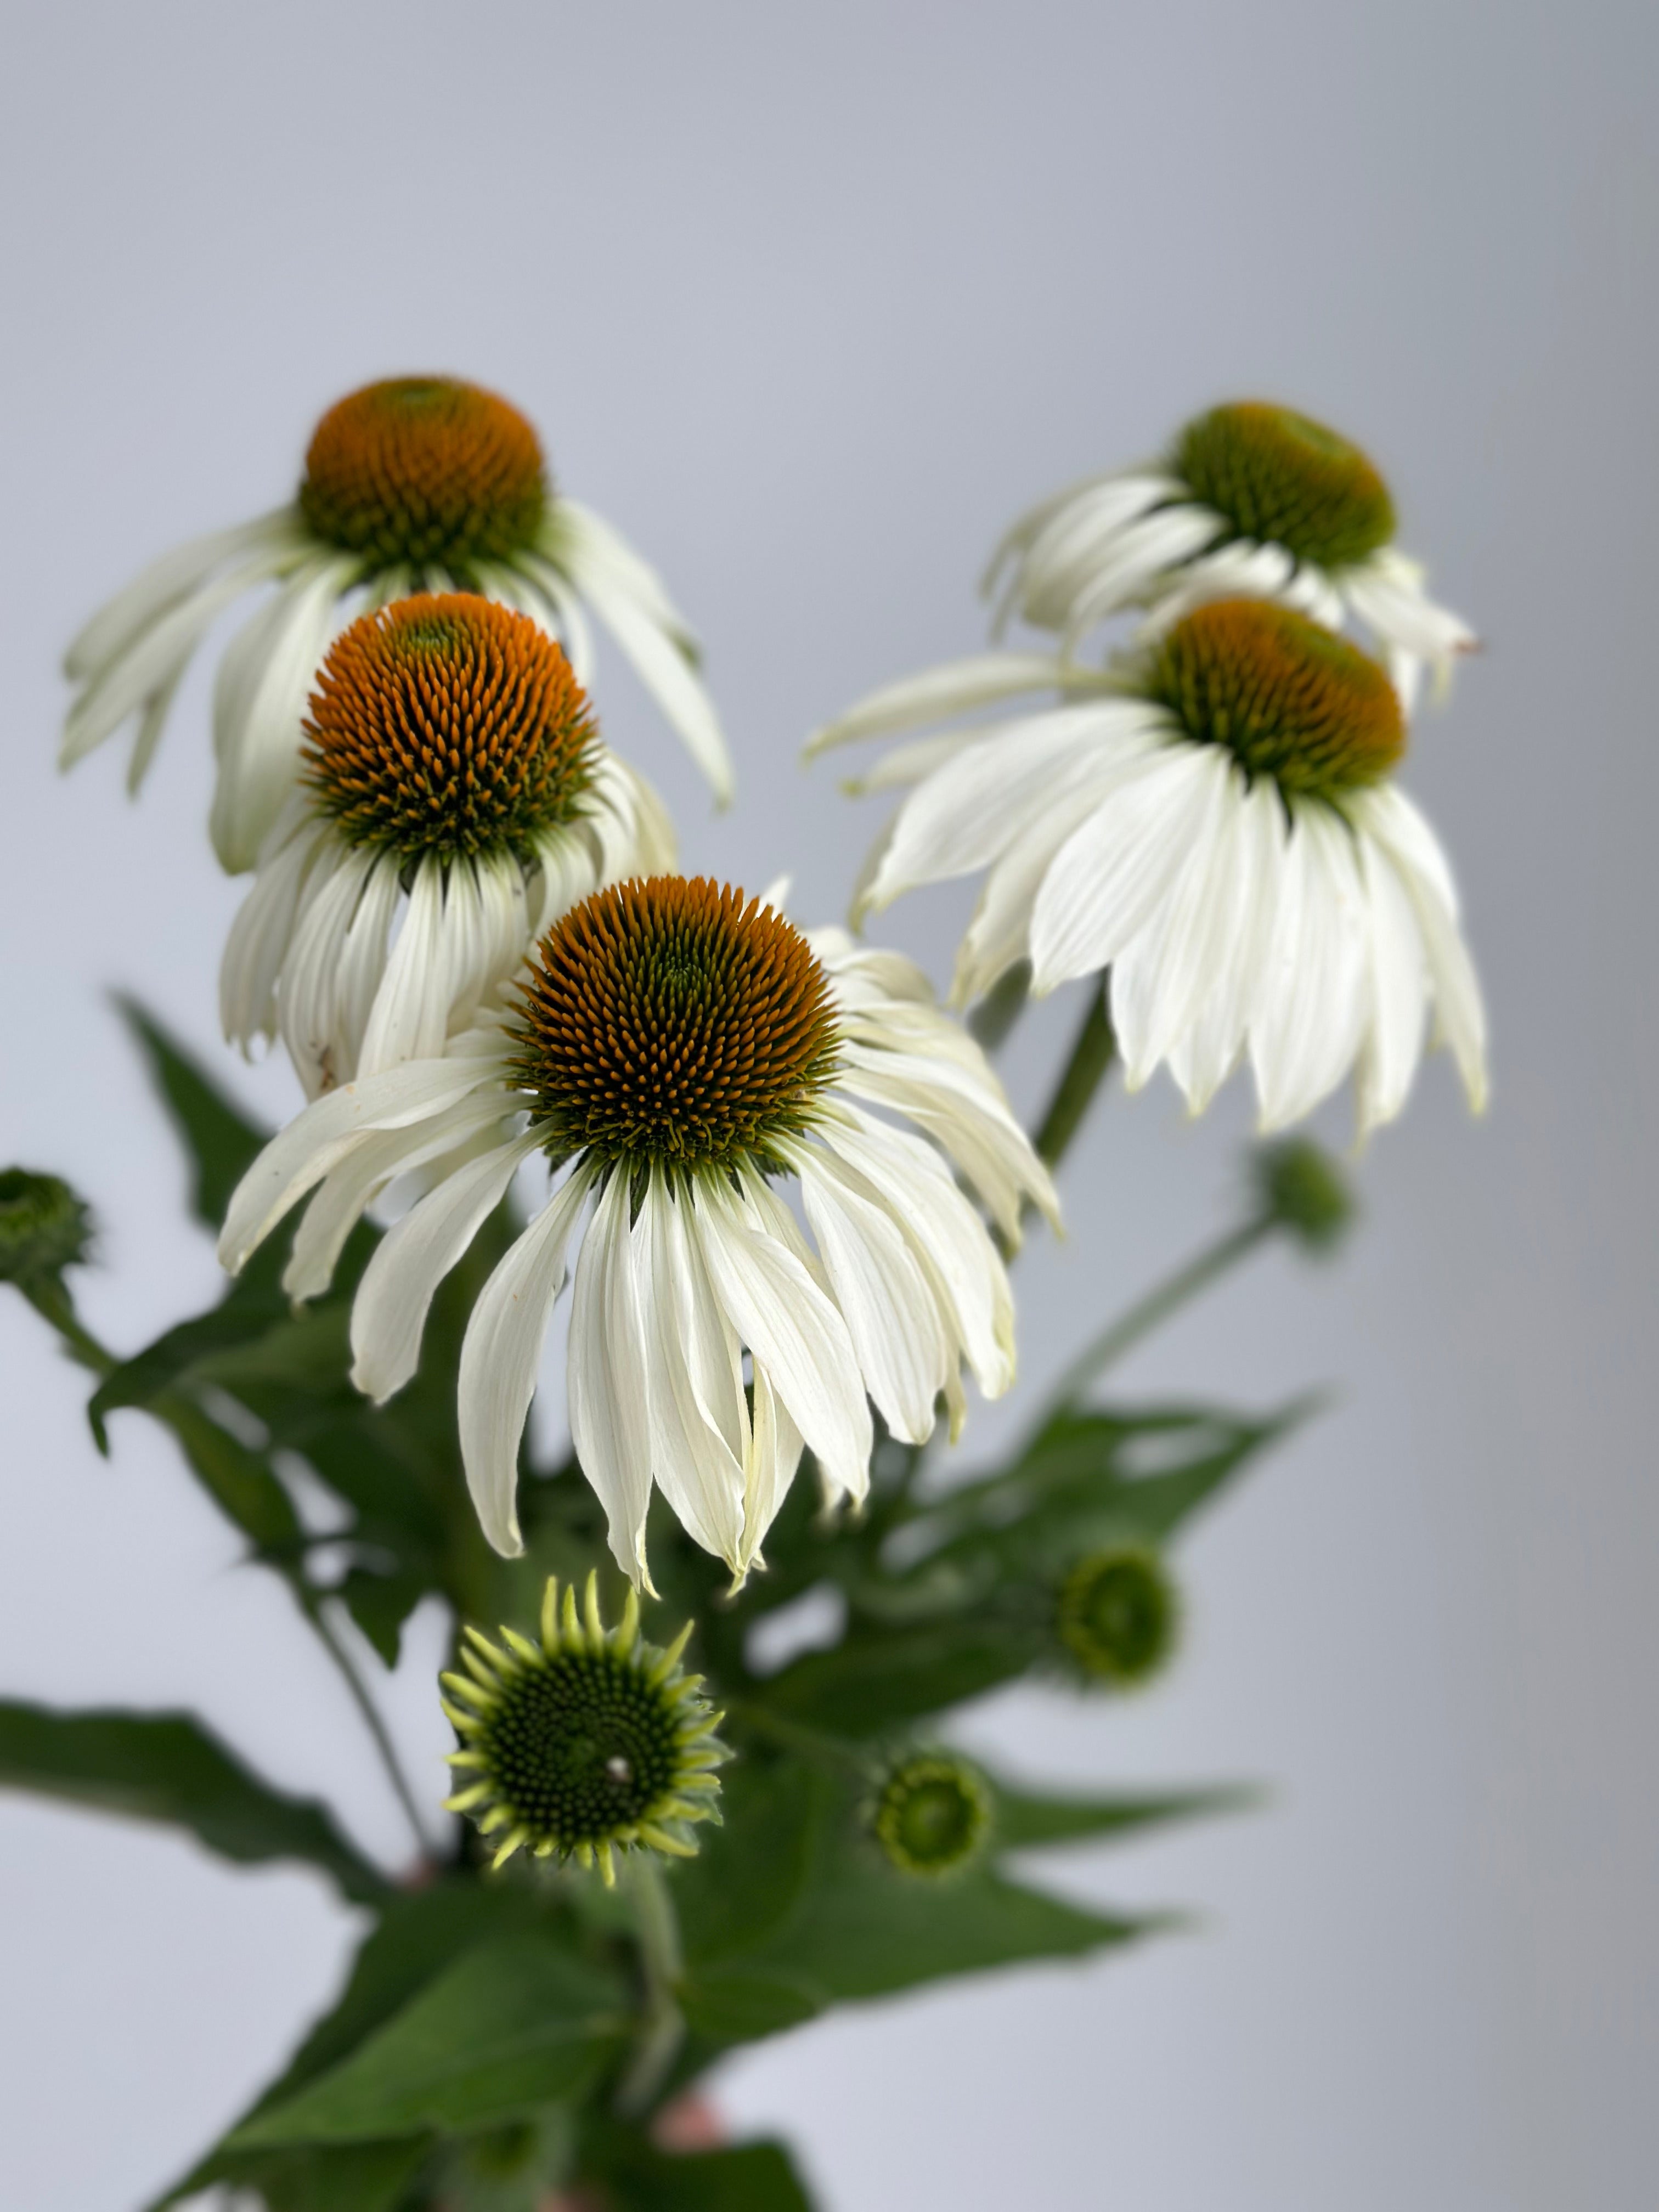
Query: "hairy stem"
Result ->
[[1043, 1214, 1275, 1418], [616, 1854, 686, 2117]]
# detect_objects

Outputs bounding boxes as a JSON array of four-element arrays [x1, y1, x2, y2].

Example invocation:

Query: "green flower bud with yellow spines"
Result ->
[[440, 1572, 729, 1886]]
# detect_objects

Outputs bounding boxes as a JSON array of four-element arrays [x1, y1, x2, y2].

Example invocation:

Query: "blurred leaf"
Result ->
[[232, 1932, 625, 2145], [148, 2137, 430, 2212], [0, 1701, 387, 1904], [117, 996, 267, 1231], [679, 1970, 826, 2045], [147, 1395, 303, 1553], [588, 2128, 816, 2210], [674, 1760, 820, 1966], [757, 1616, 1040, 1734], [692, 1766, 1159, 2010], [989, 1776, 1261, 1850]]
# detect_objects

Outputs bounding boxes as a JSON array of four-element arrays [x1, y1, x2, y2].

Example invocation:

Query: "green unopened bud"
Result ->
[[0, 1169, 93, 1288], [1254, 1138, 1355, 1254], [440, 1572, 730, 1887], [1056, 1547, 1180, 1688], [870, 1752, 991, 1878]]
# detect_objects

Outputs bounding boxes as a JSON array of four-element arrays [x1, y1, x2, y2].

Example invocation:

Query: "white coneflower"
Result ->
[[986, 400, 1475, 709], [221, 594, 673, 1101], [811, 598, 1487, 1137], [62, 375, 730, 870], [218, 877, 1056, 1582]]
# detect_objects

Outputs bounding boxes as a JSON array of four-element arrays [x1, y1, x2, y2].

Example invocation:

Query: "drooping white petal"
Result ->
[[805, 653, 1073, 758], [815, 1109, 1016, 1403], [278, 843, 376, 1096], [220, 814, 330, 1049], [1249, 803, 1370, 1131], [60, 565, 267, 769], [1341, 548, 1476, 701], [567, 1169, 655, 1582], [743, 1360, 804, 1572], [635, 1177, 748, 1571], [835, 1039, 1058, 1240], [1350, 785, 1487, 1111], [542, 506, 732, 802], [64, 511, 300, 681], [1353, 825, 1429, 1133], [357, 856, 453, 1076], [219, 1053, 508, 1273], [286, 1093, 518, 1304], [692, 1173, 872, 1508], [210, 557, 357, 872], [1061, 505, 1224, 648], [349, 1128, 540, 1400], [1167, 775, 1286, 1114], [859, 703, 1160, 918], [1028, 740, 1219, 992], [1108, 748, 1241, 1088], [782, 1137, 950, 1446], [458, 1165, 595, 1559], [330, 855, 403, 1082]]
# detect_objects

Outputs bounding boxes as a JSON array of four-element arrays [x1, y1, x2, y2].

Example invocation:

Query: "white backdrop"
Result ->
[[1, 4, 1654, 2207]]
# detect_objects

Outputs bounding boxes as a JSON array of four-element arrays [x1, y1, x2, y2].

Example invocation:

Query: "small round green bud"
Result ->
[[1255, 1137, 1355, 1254], [1056, 1547, 1180, 1688], [440, 1572, 730, 1887], [0, 1169, 93, 1288], [870, 1752, 991, 1878]]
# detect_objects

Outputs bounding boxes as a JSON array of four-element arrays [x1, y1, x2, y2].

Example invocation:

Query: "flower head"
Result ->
[[0, 1169, 93, 1288], [811, 599, 1487, 1137], [62, 375, 730, 874], [219, 878, 1056, 1579], [869, 1752, 992, 1877], [298, 379, 549, 572], [1056, 1547, 1180, 1688], [441, 1572, 728, 1886], [221, 595, 673, 1099], [985, 398, 1474, 710], [1254, 1137, 1356, 1254]]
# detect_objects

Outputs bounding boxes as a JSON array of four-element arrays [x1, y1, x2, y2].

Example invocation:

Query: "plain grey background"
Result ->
[[1, 2, 1653, 2206]]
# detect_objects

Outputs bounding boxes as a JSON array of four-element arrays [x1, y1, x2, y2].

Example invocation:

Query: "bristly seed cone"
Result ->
[[1175, 400, 1396, 570], [507, 877, 842, 1174], [299, 376, 549, 571], [1146, 597, 1404, 799], [440, 1572, 729, 1886], [302, 594, 596, 861]]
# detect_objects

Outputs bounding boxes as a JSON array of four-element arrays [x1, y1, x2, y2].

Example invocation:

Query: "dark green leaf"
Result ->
[[587, 2125, 815, 2212], [674, 1760, 820, 1966], [679, 1970, 826, 2045], [990, 1776, 1262, 1850], [232, 1932, 625, 2145], [148, 2136, 430, 2212], [0, 1701, 387, 1903], [758, 1616, 1040, 1734], [149, 1395, 303, 1552], [118, 997, 267, 1231]]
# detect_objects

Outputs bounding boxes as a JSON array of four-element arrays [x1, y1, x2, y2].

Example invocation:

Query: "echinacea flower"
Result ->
[[442, 1572, 729, 1884], [218, 877, 1057, 1581], [986, 400, 1475, 709], [63, 375, 730, 870], [221, 595, 673, 1099], [811, 598, 1487, 1136]]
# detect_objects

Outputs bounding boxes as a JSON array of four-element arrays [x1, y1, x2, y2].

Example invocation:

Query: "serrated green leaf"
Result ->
[[117, 997, 268, 1231], [989, 1776, 1261, 1850], [0, 1701, 387, 1904], [232, 1932, 625, 2145]]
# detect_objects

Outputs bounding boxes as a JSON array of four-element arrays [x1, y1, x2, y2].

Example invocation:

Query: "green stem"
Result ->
[[729, 1699, 870, 1774], [1042, 1214, 1275, 1419], [967, 961, 1030, 1054], [20, 1275, 432, 1865], [616, 1855, 685, 2117], [303, 1594, 433, 1864], [1034, 975, 1116, 1172]]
